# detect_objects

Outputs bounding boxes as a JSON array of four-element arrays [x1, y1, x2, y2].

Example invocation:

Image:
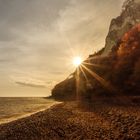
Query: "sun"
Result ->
[[73, 56, 82, 67]]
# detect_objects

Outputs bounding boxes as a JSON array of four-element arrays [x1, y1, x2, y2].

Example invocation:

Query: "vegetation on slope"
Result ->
[[52, 24, 140, 101]]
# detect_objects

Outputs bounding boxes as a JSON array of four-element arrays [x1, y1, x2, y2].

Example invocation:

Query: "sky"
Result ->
[[0, 0, 124, 97]]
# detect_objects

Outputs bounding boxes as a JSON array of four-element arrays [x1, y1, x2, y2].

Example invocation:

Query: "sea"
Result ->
[[0, 97, 59, 124]]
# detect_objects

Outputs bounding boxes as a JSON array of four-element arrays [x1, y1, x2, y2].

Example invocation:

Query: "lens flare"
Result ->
[[73, 57, 82, 67]]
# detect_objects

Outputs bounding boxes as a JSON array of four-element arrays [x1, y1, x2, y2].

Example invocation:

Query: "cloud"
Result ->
[[0, 0, 69, 40], [15, 81, 46, 88], [57, 0, 124, 52], [0, 0, 124, 96]]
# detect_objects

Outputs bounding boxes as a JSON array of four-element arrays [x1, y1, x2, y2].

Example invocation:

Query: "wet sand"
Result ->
[[0, 101, 140, 140]]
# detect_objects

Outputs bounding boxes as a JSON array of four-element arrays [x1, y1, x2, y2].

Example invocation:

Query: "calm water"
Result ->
[[0, 97, 58, 124]]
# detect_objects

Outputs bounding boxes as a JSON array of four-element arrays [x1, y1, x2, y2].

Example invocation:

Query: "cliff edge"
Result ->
[[51, 0, 140, 101]]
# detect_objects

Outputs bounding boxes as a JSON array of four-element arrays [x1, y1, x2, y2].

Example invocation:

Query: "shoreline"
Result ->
[[0, 101, 139, 140], [0, 101, 61, 125]]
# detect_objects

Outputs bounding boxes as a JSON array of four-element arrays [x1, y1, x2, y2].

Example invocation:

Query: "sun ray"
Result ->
[[81, 64, 117, 94], [83, 62, 108, 69], [58, 24, 76, 57], [81, 64, 132, 104], [76, 67, 80, 101], [79, 65, 89, 82]]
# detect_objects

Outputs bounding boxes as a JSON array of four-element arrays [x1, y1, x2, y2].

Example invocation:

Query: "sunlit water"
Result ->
[[0, 97, 59, 124]]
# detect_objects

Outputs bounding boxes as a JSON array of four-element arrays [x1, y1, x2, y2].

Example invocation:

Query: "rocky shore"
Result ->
[[0, 101, 139, 140]]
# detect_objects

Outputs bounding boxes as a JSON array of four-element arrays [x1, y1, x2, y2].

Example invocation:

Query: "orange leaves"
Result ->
[[117, 24, 140, 57], [110, 24, 140, 92]]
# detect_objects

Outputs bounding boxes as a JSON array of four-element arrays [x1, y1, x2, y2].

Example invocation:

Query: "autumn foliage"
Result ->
[[79, 23, 140, 99], [111, 24, 140, 94]]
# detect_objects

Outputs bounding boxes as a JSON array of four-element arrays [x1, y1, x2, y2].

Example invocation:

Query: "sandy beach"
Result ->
[[0, 101, 139, 140]]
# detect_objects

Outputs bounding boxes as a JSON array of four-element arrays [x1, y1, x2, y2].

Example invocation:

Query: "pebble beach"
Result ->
[[0, 101, 139, 140]]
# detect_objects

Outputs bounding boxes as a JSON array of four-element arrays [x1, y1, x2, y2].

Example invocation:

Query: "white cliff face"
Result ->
[[103, 0, 140, 55]]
